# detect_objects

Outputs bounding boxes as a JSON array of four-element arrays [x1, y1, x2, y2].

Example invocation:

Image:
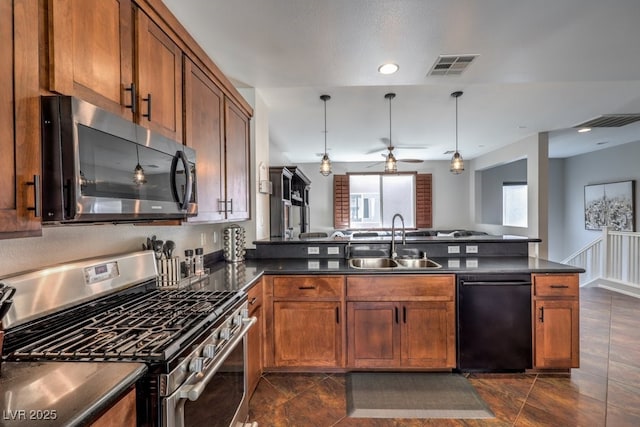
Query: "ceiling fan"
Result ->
[[368, 93, 425, 170]]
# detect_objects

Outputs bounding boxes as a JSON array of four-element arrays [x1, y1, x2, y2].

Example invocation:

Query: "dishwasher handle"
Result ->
[[460, 281, 531, 286]]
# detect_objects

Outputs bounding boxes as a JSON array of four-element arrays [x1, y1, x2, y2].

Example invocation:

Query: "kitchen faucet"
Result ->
[[390, 213, 406, 259]]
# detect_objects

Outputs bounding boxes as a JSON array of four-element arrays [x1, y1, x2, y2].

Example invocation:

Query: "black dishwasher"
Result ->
[[457, 274, 532, 372]]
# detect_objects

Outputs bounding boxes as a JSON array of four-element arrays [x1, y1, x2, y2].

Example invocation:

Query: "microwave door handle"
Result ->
[[170, 150, 193, 211]]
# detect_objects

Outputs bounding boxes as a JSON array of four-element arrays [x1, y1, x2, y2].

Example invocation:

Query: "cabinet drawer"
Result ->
[[273, 276, 343, 299], [533, 274, 579, 297], [347, 275, 455, 301], [248, 281, 263, 315]]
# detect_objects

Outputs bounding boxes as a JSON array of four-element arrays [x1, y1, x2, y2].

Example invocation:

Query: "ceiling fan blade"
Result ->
[[366, 161, 384, 168], [398, 159, 424, 163]]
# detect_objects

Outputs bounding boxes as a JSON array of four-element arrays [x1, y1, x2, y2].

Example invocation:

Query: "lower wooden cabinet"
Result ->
[[532, 273, 580, 369], [346, 275, 456, 369], [265, 275, 345, 369], [247, 279, 263, 397], [89, 386, 136, 427]]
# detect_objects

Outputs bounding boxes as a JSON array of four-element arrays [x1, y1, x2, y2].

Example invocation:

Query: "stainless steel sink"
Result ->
[[348, 257, 442, 270], [395, 258, 442, 269], [349, 257, 399, 269]]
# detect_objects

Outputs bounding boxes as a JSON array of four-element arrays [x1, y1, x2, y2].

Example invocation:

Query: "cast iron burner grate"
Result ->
[[5, 289, 242, 362]]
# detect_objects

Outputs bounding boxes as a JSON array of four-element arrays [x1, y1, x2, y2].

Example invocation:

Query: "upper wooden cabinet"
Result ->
[[47, 0, 183, 142], [0, 0, 41, 239], [184, 59, 250, 222], [184, 58, 225, 222]]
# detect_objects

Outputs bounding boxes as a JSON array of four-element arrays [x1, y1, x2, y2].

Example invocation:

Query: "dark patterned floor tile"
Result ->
[[275, 377, 347, 427], [467, 375, 535, 425], [262, 372, 330, 398]]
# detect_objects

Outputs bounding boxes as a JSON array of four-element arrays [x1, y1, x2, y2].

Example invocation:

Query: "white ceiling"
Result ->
[[163, 0, 640, 164]]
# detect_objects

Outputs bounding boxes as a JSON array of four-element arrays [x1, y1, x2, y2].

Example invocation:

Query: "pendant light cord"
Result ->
[[455, 95, 458, 152], [324, 97, 328, 154]]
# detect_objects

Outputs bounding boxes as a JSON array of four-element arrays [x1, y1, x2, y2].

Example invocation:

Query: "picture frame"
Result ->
[[584, 180, 635, 231]]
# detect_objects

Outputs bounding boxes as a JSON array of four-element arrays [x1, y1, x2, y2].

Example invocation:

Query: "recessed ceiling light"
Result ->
[[578, 127, 592, 133], [378, 63, 399, 75]]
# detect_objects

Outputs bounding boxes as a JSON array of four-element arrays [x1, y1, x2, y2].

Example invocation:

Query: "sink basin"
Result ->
[[348, 257, 442, 270], [395, 258, 442, 269], [349, 258, 398, 269]]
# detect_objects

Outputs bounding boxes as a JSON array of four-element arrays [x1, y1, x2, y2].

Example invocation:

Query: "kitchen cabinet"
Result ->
[[184, 61, 251, 223], [532, 273, 580, 369], [47, 0, 183, 142], [0, 0, 41, 239], [265, 275, 345, 369], [184, 58, 225, 222], [346, 275, 456, 369], [89, 386, 136, 427], [247, 279, 263, 397]]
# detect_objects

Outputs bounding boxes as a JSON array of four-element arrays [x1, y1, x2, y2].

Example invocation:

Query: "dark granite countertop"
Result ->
[[200, 256, 584, 292], [0, 361, 146, 426], [255, 234, 541, 245]]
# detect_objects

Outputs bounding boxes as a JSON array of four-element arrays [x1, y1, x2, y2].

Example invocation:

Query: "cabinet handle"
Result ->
[[249, 297, 257, 305], [228, 199, 233, 214], [336, 307, 340, 324], [539, 307, 544, 323], [298, 286, 315, 290], [26, 175, 41, 217], [395, 307, 399, 324], [550, 285, 569, 289], [217, 199, 226, 213], [403, 306, 407, 323], [142, 93, 152, 121], [124, 83, 136, 113]]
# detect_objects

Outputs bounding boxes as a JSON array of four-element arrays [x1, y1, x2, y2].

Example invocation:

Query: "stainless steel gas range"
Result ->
[[0, 251, 256, 427]]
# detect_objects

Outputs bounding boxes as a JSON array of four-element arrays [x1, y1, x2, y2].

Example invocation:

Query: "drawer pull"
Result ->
[[336, 307, 340, 324], [249, 297, 257, 305], [395, 307, 399, 324], [403, 306, 407, 323], [539, 307, 545, 323], [298, 286, 315, 290], [550, 285, 569, 289]]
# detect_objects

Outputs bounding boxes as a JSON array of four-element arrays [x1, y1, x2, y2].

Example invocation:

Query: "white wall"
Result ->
[[547, 158, 566, 261], [288, 160, 471, 233], [470, 133, 549, 257], [560, 140, 640, 258]]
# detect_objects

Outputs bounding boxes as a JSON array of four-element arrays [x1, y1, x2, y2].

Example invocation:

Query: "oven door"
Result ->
[[163, 316, 256, 427]]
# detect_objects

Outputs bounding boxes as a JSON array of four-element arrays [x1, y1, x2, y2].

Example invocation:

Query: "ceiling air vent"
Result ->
[[574, 114, 640, 128], [428, 54, 478, 76]]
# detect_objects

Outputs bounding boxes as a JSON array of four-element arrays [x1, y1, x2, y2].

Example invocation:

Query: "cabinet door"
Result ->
[[224, 99, 251, 221], [273, 301, 342, 367], [89, 387, 136, 427], [247, 281, 263, 397], [48, 0, 134, 119], [533, 299, 579, 368], [136, 10, 183, 142], [184, 58, 225, 221], [347, 302, 400, 368], [0, 0, 41, 238], [402, 302, 456, 368]]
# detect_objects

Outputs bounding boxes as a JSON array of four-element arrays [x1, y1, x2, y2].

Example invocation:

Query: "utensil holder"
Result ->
[[157, 257, 180, 287]]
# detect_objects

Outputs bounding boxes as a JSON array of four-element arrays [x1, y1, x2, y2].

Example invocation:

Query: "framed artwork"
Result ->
[[584, 180, 635, 231]]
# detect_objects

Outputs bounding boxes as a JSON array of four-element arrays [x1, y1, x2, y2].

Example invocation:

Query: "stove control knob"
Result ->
[[189, 357, 206, 373], [220, 327, 231, 340], [203, 344, 216, 358]]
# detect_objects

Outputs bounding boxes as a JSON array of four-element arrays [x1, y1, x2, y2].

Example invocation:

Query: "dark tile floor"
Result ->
[[248, 287, 640, 426]]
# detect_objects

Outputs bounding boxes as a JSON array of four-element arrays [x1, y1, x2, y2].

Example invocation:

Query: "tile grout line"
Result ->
[[511, 373, 538, 426]]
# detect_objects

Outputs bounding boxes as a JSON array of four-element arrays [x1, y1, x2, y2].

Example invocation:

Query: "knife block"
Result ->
[[157, 257, 180, 287]]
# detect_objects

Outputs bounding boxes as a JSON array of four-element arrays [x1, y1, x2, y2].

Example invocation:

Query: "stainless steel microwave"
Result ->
[[41, 96, 197, 224]]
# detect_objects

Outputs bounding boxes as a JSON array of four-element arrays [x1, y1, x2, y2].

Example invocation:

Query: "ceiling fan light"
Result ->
[[385, 152, 398, 173], [450, 151, 464, 174], [320, 153, 332, 176]]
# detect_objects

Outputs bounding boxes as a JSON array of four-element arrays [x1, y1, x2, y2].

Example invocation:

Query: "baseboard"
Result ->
[[583, 278, 640, 299]]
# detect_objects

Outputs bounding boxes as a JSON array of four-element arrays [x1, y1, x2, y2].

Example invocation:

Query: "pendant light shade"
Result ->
[[384, 93, 398, 173], [319, 94, 332, 176], [133, 145, 147, 184], [450, 91, 465, 174]]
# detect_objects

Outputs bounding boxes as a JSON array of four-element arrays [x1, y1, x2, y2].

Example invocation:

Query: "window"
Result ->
[[502, 182, 528, 227], [348, 174, 415, 228]]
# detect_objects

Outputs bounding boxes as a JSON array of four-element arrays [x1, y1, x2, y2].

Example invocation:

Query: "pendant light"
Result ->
[[133, 145, 147, 184], [319, 94, 332, 176], [450, 90, 464, 174], [384, 93, 398, 173]]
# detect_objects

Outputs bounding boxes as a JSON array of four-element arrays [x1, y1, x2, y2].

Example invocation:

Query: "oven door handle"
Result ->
[[178, 316, 256, 402]]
